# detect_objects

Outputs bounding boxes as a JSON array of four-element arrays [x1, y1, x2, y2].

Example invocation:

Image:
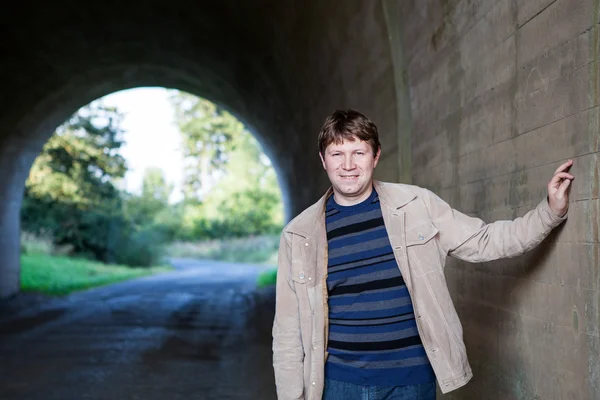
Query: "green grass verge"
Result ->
[[21, 253, 173, 296], [256, 267, 277, 288]]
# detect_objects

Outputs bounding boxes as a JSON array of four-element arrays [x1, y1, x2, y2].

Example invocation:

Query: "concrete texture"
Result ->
[[1, 0, 599, 399], [397, 0, 600, 398], [0, 260, 277, 400]]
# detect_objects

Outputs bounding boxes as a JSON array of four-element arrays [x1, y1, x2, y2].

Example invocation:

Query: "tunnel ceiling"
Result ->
[[0, 1, 401, 220], [0, 0, 406, 300]]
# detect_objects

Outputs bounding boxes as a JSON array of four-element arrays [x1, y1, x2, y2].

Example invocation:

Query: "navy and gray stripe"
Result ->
[[325, 189, 435, 386]]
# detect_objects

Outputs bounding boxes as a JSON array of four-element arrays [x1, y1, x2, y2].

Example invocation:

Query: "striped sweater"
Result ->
[[324, 188, 435, 386]]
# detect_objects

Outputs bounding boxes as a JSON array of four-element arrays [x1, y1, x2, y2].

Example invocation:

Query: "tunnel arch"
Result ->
[[11, 63, 294, 218], [0, 1, 405, 298]]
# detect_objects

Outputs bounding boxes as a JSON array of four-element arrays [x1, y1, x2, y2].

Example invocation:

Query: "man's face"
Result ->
[[319, 137, 381, 206]]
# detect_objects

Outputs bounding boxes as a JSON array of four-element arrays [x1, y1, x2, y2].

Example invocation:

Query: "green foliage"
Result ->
[[22, 90, 284, 271], [25, 103, 127, 206], [170, 92, 242, 201], [123, 167, 172, 229], [169, 90, 283, 240], [256, 267, 277, 288], [112, 226, 168, 267], [21, 101, 165, 267], [166, 234, 280, 264], [20, 231, 55, 255], [20, 253, 172, 296], [22, 102, 128, 262]]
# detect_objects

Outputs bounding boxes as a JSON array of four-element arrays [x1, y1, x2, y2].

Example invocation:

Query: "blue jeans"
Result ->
[[323, 379, 436, 400]]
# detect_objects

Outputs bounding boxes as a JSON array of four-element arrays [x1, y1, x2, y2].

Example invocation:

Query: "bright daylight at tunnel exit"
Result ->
[[20, 87, 285, 293], [0, 1, 599, 399], [1, 87, 285, 399]]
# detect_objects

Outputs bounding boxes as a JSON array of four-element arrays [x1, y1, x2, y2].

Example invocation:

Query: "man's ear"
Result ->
[[373, 147, 381, 168], [319, 152, 327, 170]]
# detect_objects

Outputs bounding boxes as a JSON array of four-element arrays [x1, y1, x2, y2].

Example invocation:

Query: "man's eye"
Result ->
[[356, 152, 364, 155], [332, 153, 340, 157]]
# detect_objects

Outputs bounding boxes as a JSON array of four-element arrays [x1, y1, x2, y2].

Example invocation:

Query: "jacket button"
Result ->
[[308, 277, 312, 281], [305, 242, 309, 246], [312, 381, 316, 386]]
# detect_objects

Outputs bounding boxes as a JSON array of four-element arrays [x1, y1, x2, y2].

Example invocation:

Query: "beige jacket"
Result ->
[[272, 181, 567, 399]]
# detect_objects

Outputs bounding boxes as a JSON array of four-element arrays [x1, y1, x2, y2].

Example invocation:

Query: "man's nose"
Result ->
[[342, 156, 355, 170]]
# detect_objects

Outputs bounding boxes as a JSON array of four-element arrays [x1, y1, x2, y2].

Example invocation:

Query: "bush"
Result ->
[[256, 267, 277, 287], [113, 227, 167, 267], [21, 195, 125, 263], [166, 234, 280, 264], [22, 195, 167, 268], [20, 231, 55, 255]]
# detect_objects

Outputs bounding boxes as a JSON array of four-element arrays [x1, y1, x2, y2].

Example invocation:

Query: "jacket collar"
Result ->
[[374, 181, 417, 211], [285, 180, 417, 238]]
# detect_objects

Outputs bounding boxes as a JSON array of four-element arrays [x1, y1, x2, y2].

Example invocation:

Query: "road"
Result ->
[[0, 259, 277, 400]]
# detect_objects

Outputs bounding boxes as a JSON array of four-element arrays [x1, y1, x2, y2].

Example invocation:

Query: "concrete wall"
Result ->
[[397, 0, 600, 398], [2, 1, 598, 398]]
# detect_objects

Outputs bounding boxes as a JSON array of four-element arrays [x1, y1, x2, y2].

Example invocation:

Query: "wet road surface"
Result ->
[[0, 260, 277, 400]]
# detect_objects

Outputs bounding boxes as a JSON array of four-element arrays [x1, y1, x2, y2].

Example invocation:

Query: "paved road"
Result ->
[[0, 259, 277, 400]]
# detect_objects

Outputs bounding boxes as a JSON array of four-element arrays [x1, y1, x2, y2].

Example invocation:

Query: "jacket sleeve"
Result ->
[[424, 190, 568, 263], [272, 231, 305, 400]]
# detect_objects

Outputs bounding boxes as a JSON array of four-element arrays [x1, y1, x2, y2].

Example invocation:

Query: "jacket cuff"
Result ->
[[537, 197, 568, 228]]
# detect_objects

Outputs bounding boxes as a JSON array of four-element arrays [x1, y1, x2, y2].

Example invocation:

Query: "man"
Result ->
[[272, 109, 574, 400]]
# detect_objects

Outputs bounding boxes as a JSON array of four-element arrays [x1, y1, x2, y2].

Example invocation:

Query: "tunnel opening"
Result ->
[[0, 60, 298, 300], [19, 86, 285, 294], [0, 3, 406, 398], [2, 86, 283, 399]]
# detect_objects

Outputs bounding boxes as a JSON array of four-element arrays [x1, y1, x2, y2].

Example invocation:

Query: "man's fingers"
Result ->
[[554, 159, 574, 174], [556, 176, 571, 197], [549, 173, 574, 189], [554, 172, 575, 181]]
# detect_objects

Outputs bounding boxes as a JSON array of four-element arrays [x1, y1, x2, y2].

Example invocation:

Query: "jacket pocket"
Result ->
[[291, 260, 308, 284], [405, 222, 442, 276], [291, 260, 316, 311]]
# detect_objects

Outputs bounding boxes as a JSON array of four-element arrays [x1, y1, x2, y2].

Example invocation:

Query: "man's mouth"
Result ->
[[339, 175, 359, 180]]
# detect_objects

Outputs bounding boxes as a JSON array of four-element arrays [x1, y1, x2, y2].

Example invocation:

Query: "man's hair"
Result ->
[[318, 109, 381, 156]]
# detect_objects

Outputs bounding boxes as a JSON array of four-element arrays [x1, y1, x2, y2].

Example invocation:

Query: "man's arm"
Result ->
[[426, 160, 574, 263], [272, 232, 305, 400]]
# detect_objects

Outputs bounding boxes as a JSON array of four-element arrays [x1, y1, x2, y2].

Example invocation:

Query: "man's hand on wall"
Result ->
[[547, 159, 574, 217]]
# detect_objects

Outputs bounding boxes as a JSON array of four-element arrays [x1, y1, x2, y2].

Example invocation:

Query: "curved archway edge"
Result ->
[[0, 2, 403, 298]]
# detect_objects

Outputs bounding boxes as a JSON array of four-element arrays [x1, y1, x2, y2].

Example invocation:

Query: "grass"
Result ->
[[21, 253, 173, 296], [20, 231, 279, 293], [256, 267, 277, 288], [166, 234, 280, 265]]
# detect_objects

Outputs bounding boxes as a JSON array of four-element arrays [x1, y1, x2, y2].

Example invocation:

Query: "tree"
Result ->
[[203, 126, 284, 234], [22, 101, 128, 261], [170, 91, 245, 202], [124, 167, 173, 229], [142, 167, 172, 205], [170, 90, 283, 239], [25, 102, 127, 208]]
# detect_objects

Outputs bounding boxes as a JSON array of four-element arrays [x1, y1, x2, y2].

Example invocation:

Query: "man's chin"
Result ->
[[336, 183, 358, 192], [341, 185, 362, 195]]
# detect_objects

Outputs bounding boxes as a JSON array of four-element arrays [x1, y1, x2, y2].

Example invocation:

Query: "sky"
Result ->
[[101, 87, 184, 203]]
